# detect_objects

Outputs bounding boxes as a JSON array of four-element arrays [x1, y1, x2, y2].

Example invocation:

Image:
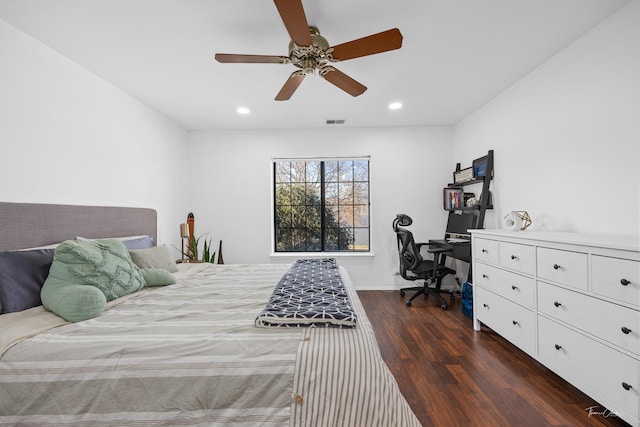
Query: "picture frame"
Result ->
[[472, 155, 489, 178], [453, 167, 474, 184]]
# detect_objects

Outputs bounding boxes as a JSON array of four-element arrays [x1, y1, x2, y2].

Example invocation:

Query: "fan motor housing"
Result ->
[[288, 26, 330, 52], [288, 27, 333, 74]]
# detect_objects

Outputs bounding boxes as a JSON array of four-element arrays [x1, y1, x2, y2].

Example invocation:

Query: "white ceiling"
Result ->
[[0, 0, 630, 131]]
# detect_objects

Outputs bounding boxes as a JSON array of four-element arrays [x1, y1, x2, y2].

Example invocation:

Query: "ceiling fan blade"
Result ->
[[330, 28, 403, 61], [273, 0, 312, 46], [321, 67, 367, 97], [215, 53, 289, 64], [275, 72, 306, 101]]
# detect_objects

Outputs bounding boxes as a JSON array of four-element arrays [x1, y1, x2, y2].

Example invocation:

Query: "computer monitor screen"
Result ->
[[446, 211, 478, 235]]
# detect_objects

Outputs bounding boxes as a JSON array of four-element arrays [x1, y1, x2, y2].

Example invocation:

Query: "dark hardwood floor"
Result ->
[[358, 290, 631, 427]]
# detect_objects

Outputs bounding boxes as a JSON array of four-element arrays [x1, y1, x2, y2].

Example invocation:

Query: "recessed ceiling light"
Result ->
[[236, 107, 250, 115], [388, 102, 403, 110]]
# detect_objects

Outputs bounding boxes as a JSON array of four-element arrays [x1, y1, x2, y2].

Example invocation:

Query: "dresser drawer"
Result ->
[[537, 247, 588, 290], [592, 255, 640, 309], [499, 242, 534, 275], [474, 238, 499, 265], [538, 316, 639, 425], [475, 263, 535, 309], [475, 287, 536, 353], [538, 282, 640, 356]]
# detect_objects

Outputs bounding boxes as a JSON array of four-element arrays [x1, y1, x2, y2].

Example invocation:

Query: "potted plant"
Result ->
[[185, 233, 216, 263]]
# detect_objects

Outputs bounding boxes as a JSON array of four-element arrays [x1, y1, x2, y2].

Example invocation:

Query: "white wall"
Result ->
[[0, 19, 189, 247], [187, 127, 455, 288], [454, 1, 640, 236]]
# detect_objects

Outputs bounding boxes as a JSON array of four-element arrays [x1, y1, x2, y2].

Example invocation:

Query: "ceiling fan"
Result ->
[[214, 0, 403, 101]]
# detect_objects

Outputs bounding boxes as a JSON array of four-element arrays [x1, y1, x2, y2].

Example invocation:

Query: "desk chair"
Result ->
[[393, 214, 456, 309]]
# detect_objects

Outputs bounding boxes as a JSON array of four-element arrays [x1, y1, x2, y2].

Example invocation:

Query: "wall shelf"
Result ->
[[446, 150, 494, 228], [448, 178, 486, 187]]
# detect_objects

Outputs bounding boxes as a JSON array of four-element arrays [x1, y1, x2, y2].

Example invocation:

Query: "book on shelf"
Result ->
[[443, 187, 463, 210]]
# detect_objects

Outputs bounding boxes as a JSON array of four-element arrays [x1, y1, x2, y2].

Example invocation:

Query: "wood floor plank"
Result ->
[[358, 290, 631, 427]]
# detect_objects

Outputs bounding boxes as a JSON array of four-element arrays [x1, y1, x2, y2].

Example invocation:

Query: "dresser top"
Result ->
[[470, 229, 640, 252]]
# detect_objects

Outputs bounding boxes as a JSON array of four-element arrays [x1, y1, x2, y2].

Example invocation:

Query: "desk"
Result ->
[[428, 239, 472, 281], [428, 239, 471, 263]]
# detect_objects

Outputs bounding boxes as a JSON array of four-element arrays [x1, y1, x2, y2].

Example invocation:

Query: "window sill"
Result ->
[[270, 252, 375, 258]]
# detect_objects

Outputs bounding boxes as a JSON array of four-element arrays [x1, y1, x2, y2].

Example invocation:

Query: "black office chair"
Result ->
[[393, 214, 456, 309]]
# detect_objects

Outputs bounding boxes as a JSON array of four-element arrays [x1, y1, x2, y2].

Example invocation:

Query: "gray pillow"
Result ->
[[76, 235, 155, 250], [129, 245, 178, 273], [122, 236, 155, 250], [0, 248, 55, 314]]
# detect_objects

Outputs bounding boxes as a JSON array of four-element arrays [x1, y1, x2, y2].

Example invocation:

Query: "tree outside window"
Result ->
[[274, 158, 370, 252]]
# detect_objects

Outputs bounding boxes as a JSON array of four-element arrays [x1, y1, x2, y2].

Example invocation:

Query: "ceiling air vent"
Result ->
[[326, 119, 346, 125]]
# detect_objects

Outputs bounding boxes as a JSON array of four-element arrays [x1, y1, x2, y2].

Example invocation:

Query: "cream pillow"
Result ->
[[129, 245, 178, 273]]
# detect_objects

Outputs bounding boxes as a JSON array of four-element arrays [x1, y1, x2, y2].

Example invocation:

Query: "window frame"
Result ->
[[270, 156, 373, 256]]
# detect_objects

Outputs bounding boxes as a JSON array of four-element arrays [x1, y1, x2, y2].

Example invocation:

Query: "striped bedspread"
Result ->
[[0, 263, 421, 426]]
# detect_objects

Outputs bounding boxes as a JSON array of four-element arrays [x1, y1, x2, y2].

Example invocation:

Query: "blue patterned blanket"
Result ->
[[255, 259, 357, 328]]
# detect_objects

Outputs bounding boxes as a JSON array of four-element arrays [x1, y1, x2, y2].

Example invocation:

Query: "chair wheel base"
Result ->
[[406, 300, 412, 307], [400, 290, 405, 297]]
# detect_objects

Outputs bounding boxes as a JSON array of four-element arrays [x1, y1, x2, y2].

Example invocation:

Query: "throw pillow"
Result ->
[[141, 268, 177, 287], [0, 248, 55, 314], [129, 245, 178, 273], [41, 238, 145, 322], [122, 236, 155, 250]]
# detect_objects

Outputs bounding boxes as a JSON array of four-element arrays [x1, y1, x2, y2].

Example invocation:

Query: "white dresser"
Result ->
[[471, 230, 640, 426]]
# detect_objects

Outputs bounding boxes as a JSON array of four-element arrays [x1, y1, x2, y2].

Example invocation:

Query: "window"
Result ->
[[273, 158, 370, 252]]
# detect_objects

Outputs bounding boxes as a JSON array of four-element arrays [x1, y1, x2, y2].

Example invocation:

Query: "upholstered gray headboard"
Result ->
[[0, 202, 157, 251]]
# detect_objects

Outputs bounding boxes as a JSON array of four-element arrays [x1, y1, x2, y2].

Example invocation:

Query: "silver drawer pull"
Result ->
[[482, 274, 489, 279], [620, 278, 630, 286], [554, 344, 562, 351], [510, 255, 518, 260], [512, 320, 519, 326], [553, 264, 561, 270], [511, 285, 518, 290], [621, 326, 632, 335], [553, 301, 562, 308], [483, 303, 489, 309], [482, 249, 488, 253], [622, 382, 633, 391]]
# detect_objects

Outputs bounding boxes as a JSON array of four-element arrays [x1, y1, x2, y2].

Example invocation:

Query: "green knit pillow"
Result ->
[[41, 238, 145, 322], [141, 267, 176, 287]]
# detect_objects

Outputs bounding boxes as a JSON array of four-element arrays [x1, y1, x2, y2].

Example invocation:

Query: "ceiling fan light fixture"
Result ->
[[214, 0, 403, 101], [388, 102, 403, 110], [236, 107, 251, 115], [288, 29, 334, 74]]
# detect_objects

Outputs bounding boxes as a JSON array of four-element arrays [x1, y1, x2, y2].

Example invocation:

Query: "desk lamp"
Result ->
[[180, 223, 190, 261]]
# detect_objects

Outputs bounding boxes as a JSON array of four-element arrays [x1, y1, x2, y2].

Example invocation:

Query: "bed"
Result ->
[[0, 202, 421, 426]]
